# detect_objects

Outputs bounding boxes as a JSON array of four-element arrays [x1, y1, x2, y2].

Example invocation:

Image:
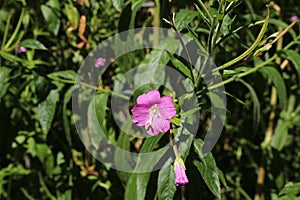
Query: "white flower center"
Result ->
[[150, 104, 159, 115]]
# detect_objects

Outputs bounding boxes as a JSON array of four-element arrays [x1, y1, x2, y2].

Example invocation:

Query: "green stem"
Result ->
[[198, 0, 213, 24], [1, 12, 13, 50], [20, 188, 35, 200], [208, 54, 277, 90], [7, 31, 25, 52], [211, 0, 225, 49], [283, 34, 300, 50], [48, 76, 130, 100], [207, 15, 217, 54], [164, 16, 196, 85], [38, 172, 56, 200], [213, 6, 270, 72], [4, 8, 25, 50], [216, 20, 265, 47], [153, 0, 160, 47]]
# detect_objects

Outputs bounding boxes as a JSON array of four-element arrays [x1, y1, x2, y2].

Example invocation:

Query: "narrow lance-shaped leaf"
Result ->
[[271, 119, 291, 151], [124, 134, 164, 200], [259, 66, 287, 108], [20, 39, 47, 50], [193, 139, 221, 199], [157, 165, 176, 200], [41, 0, 61, 36], [38, 89, 59, 135], [281, 50, 300, 82], [238, 79, 261, 130]]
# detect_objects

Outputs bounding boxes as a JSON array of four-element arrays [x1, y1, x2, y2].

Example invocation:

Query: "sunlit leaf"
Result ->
[[175, 9, 198, 31], [112, 0, 123, 11], [271, 119, 291, 151], [20, 39, 47, 50], [41, 0, 61, 36], [279, 182, 300, 198], [48, 70, 77, 81]]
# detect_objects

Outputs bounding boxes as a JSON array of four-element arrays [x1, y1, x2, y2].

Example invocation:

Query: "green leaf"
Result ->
[[157, 165, 176, 200], [0, 164, 30, 195], [65, 3, 79, 26], [48, 70, 77, 82], [114, 131, 131, 171], [171, 58, 192, 79], [269, 19, 297, 40], [259, 66, 287, 108], [41, 0, 61, 36], [181, 107, 201, 117], [112, 0, 123, 11], [20, 39, 47, 50], [124, 134, 165, 200], [88, 93, 109, 148], [38, 89, 59, 135], [209, 91, 226, 109], [271, 119, 291, 151], [140, 134, 163, 153], [278, 182, 300, 198], [130, 0, 146, 29], [0, 50, 28, 64], [238, 79, 260, 130], [125, 173, 150, 200], [280, 50, 300, 82], [175, 9, 198, 31], [0, 67, 12, 101], [193, 139, 221, 199], [63, 87, 73, 145], [170, 117, 181, 126]]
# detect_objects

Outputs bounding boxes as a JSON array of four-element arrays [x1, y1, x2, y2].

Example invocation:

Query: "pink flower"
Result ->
[[18, 47, 27, 53], [174, 157, 189, 187], [131, 90, 176, 136], [95, 57, 106, 68], [291, 16, 299, 22]]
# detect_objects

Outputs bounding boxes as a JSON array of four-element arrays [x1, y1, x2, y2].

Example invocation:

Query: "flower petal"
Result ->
[[145, 123, 159, 136], [136, 90, 161, 105], [160, 119, 170, 133], [158, 96, 176, 119], [175, 163, 189, 186], [131, 104, 150, 126], [152, 115, 171, 133]]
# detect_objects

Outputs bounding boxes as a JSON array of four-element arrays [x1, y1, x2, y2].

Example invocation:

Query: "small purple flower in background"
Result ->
[[174, 157, 189, 187], [291, 16, 298, 22], [15, 41, 27, 54], [95, 57, 106, 68], [18, 47, 27, 53], [131, 90, 176, 136]]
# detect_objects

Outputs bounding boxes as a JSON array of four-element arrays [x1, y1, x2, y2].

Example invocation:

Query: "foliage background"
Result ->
[[0, 0, 300, 199]]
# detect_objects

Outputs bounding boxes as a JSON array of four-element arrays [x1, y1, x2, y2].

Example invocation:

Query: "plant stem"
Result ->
[[208, 54, 277, 90], [4, 8, 25, 50], [153, 0, 160, 47], [207, 15, 217, 54], [48, 76, 130, 100], [213, 6, 270, 72], [197, 0, 213, 24], [170, 128, 179, 158], [163, 15, 195, 84], [255, 14, 285, 199], [1, 12, 12, 50], [38, 172, 56, 200]]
